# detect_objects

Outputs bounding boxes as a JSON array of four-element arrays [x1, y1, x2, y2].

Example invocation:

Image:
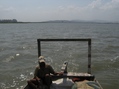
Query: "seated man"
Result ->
[[27, 56, 63, 89]]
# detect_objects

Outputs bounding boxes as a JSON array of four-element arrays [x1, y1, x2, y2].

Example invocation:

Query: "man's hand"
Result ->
[[45, 74, 50, 76], [36, 76, 40, 81], [57, 72, 64, 76]]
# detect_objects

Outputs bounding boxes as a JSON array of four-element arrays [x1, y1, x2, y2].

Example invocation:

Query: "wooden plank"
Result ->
[[52, 72, 95, 81], [52, 76, 94, 81]]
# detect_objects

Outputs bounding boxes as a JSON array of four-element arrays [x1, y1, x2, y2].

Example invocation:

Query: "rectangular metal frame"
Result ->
[[37, 38, 91, 74]]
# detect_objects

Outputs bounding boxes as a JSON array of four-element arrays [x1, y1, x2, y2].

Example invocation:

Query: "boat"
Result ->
[[24, 38, 103, 89]]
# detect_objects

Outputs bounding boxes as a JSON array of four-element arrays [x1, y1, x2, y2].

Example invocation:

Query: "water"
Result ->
[[0, 22, 119, 89]]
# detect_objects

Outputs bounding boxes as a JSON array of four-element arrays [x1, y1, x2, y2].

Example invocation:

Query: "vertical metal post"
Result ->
[[37, 39, 41, 57], [88, 39, 91, 74]]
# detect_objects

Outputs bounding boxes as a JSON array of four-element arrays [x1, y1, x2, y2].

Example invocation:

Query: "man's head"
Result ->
[[38, 56, 46, 69]]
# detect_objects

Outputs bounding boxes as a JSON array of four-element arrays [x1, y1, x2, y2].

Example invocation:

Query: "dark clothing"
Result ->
[[34, 64, 55, 78], [27, 64, 56, 89]]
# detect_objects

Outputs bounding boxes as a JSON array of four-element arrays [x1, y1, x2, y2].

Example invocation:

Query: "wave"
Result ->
[[2, 53, 20, 62]]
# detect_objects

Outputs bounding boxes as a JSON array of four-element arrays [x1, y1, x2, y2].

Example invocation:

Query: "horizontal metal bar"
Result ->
[[37, 38, 91, 42]]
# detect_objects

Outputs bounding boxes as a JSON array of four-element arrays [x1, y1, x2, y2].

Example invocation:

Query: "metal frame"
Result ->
[[37, 38, 91, 74]]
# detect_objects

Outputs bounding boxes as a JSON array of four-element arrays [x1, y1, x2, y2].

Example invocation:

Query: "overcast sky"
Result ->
[[0, 0, 119, 22]]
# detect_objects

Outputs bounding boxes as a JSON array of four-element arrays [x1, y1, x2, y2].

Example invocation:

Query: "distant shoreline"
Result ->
[[0, 20, 119, 24]]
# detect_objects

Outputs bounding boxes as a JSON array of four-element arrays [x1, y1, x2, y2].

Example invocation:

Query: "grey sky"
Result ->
[[0, 0, 119, 22]]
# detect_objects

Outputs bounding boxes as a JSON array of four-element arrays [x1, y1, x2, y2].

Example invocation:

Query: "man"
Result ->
[[27, 56, 63, 89]]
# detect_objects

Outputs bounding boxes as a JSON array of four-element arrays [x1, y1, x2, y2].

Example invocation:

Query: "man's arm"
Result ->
[[34, 66, 39, 78], [48, 65, 63, 75]]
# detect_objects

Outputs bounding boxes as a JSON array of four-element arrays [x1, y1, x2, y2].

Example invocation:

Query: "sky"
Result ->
[[0, 0, 119, 22]]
